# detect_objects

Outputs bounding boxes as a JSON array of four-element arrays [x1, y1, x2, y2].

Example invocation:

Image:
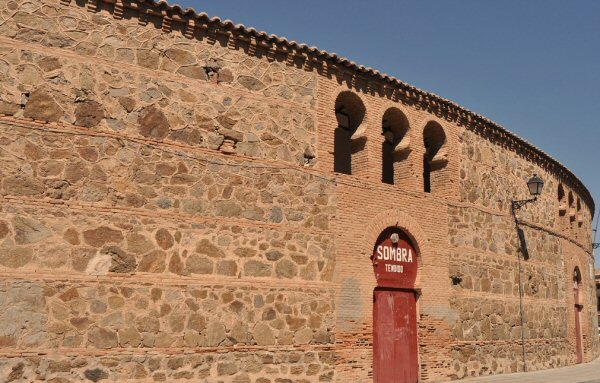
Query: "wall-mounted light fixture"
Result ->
[[511, 174, 544, 211]]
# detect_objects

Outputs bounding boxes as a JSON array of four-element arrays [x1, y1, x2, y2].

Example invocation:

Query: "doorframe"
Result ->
[[573, 267, 583, 364], [574, 303, 583, 364], [364, 215, 427, 382], [373, 286, 420, 383]]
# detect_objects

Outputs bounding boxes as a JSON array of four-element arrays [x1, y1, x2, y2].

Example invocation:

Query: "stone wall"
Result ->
[[0, 0, 336, 381], [0, 123, 335, 278], [458, 129, 592, 244], [0, 350, 335, 382], [0, 0, 597, 382], [449, 127, 598, 375], [448, 251, 563, 301], [0, 0, 318, 164], [448, 340, 570, 380], [0, 45, 316, 165], [0, 279, 333, 351]]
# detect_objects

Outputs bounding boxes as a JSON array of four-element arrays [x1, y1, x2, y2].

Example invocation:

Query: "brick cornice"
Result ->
[[63, 0, 594, 214]]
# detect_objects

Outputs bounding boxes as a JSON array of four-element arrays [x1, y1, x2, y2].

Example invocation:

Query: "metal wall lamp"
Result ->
[[512, 174, 544, 211]]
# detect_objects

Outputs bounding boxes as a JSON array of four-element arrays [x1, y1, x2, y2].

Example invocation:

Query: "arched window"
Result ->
[[558, 184, 566, 217], [334, 91, 366, 175], [576, 198, 582, 229], [423, 121, 447, 193], [573, 267, 581, 303], [568, 191, 576, 228], [557, 184, 568, 231], [381, 108, 409, 185]]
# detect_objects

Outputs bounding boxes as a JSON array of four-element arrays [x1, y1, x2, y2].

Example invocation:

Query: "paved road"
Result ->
[[441, 357, 600, 383]]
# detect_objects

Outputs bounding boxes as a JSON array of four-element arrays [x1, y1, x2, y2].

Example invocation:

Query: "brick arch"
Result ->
[[335, 91, 367, 137], [328, 84, 371, 135], [568, 259, 586, 364], [377, 101, 416, 152], [570, 262, 587, 289], [422, 120, 447, 156], [381, 107, 410, 142], [330, 86, 371, 176], [417, 116, 455, 148], [420, 117, 457, 195], [564, 251, 588, 308], [362, 209, 430, 261], [378, 101, 414, 130]]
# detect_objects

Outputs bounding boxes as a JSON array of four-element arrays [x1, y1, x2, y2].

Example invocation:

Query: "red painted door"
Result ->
[[575, 305, 583, 364], [373, 289, 418, 383]]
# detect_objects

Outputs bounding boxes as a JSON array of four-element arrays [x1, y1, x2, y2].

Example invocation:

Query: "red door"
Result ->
[[575, 304, 583, 364], [373, 289, 418, 383]]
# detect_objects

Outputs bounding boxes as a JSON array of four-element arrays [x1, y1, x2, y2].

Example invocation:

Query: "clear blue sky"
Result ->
[[176, 1, 600, 262]]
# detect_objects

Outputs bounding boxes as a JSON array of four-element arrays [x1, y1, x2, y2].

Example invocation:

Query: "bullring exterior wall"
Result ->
[[0, 0, 597, 382]]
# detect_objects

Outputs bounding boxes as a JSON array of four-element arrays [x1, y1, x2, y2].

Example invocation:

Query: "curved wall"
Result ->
[[320, 78, 598, 381], [0, 0, 596, 382]]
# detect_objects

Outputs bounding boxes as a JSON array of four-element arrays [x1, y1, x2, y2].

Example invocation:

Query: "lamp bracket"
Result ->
[[511, 197, 537, 211]]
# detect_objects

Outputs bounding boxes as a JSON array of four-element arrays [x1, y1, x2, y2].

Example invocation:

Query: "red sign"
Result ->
[[372, 227, 418, 289]]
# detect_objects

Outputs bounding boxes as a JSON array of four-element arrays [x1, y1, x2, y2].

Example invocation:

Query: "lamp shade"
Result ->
[[527, 174, 544, 196]]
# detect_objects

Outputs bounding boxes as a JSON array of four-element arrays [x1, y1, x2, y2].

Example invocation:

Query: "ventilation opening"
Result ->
[[573, 267, 581, 303], [334, 91, 366, 176], [382, 108, 410, 185], [568, 191, 575, 224], [558, 184, 566, 217], [451, 275, 462, 286], [423, 121, 447, 193], [576, 198, 582, 228]]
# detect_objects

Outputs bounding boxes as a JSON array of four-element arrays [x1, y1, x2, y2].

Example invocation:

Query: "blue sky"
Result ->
[[175, 1, 600, 262]]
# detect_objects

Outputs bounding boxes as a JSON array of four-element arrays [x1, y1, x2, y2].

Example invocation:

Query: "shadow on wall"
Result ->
[[334, 91, 366, 176], [517, 227, 530, 260], [382, 107, 410, 185]]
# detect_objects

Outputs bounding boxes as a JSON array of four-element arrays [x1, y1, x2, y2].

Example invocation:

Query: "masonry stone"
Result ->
[[155, 228, 174, 250], [82, 227, 123, 248], [23, 89, 63, 122], [252, 322, 275, 346], [0, 100, 19, 115], [84, 368, 108, 382], [137, 250, 167, 273], [74, 100, 104, 128], [206, 322, 226, 347], [2, 175, 45, 196], [138, 105, 170, 140], [88, 327, 118, 349], [12, 216, 51, 244]]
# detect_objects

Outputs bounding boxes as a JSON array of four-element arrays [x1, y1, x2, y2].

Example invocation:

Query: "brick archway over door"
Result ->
[[364, 209, 429, 383], [363, 209, 430, 273]]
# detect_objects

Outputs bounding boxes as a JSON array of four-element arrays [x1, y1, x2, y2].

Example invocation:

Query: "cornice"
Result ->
[[61, 0, 595, 214]]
